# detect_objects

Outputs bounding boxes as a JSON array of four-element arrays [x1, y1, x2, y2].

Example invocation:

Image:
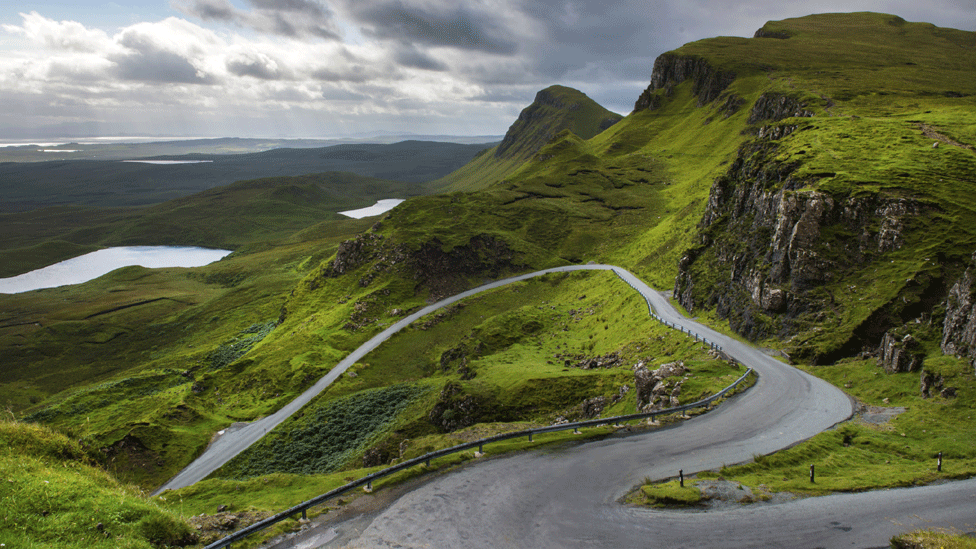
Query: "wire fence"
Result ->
[[203, 364, 753, 548], [203, 270, 751, 548]]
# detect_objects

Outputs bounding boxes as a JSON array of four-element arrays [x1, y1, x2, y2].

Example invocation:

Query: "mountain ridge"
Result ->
[[428, 84, 623, 192], [3, 13, 976, 548]]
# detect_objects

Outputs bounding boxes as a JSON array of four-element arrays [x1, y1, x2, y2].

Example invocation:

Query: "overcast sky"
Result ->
[[0, 1, 972, 139]]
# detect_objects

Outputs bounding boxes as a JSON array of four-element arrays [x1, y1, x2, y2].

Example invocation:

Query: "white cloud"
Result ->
[[0, 2, 974, 137], [2, 11, 117, 53]]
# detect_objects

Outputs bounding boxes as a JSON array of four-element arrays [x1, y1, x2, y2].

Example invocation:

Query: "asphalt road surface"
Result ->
[[159, 266, 975, 548], [158, 265, 644, 493]]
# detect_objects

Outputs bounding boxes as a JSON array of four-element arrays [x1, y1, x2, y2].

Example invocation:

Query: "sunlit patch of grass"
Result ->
[[892, 528, 976, 549], [693, 355, 976, 496], [0, 416, 194, 549]]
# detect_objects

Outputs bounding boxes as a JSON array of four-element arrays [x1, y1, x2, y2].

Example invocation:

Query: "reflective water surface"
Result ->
[[0, 246, 232, 294]]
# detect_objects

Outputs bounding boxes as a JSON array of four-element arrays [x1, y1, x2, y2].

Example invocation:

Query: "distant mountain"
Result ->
[[0, 136, 505, 163], [495, 85, 623, 162], [7, 16, 976, 541], [428, 85, 622, 192], [0, 140, 492, 212]]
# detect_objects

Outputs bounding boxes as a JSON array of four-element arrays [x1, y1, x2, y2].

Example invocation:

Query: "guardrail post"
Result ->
[[366, 481, 372, 492], [938, 451, 943, 472], [528, 433, 533, 442], [425, 458, 430, 467], [809, 464, 815, 483], [679, 469, 684, 487], [478, 443, 484, 453], [573, 427, 580, 434], [302, 509, 307, 520]]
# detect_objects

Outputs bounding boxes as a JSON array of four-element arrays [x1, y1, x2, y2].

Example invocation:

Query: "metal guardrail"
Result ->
[[203, 365, 754, 548], [203, 270, 750, 548]]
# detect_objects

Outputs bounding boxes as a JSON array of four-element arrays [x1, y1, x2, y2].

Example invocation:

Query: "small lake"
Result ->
[[0, 246, 232, 294], [339, 199, 405, 219]]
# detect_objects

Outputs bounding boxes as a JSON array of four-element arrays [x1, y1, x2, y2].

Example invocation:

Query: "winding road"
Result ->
[[158, 266, 976, 547]]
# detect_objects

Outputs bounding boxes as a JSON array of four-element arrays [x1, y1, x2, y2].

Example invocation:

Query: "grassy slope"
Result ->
[[0, 417, 195, 549], [618, 15, 976, 536], [428, 85, 624, 193], [668, 12, 976, 358], [0, 221, 375, 487], [210, 270, 741, 481], [5, 12, 976, 546]]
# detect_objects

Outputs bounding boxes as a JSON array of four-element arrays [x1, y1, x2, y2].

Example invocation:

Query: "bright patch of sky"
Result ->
[[1, 1, 973, 139]]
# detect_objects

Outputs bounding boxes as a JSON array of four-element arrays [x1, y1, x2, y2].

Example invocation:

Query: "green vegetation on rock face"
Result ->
[[429, 85, 624, 193], [4, 12, 976, 547], [646, 12, 976, 364]]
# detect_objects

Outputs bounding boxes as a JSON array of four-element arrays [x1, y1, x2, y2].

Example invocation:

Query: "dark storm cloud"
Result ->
[[173, 0, 341, 40], [342, 1, 518, 54], [175, 0, 237, 21], [518, 0, 669, 80], [312, 67, 370, 83], [248, 0, 330, 16], [394, 45, 448, 71], [468, 88, 535, 103]]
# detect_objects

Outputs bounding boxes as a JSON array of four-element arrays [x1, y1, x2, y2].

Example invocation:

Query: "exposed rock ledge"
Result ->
[[634, 53, 736, 110], [942, 251, 976, 373]]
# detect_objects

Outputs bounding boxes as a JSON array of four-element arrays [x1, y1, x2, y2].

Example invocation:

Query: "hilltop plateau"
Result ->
[[2, 12, 976, 548]]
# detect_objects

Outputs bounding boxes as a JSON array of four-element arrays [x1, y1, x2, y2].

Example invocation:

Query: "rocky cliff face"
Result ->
[[634, 53, 737, 111], [673, 95, 933, 361], [313, 229, 523, 302], [747, 93, 814, 125], [942, 252, 976, 373]]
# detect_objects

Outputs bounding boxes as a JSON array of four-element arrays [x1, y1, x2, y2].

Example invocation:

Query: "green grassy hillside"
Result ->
[[3, 12, 976, 548], [429, 85, 624, 192], [0, 172, 402, 277], [0, 416, 195, 548]]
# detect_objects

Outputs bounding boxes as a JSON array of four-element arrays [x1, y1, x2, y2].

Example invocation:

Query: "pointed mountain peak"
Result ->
[[494, 85, 622, 161]]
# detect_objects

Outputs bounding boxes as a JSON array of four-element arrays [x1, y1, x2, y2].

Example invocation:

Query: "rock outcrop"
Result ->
[[313, 230, 524, 300], [634, 53, 736, 111], [634, 360, 688, 411], [580, 396, 606, 419], [428, 381, 480, 432], [754, 28, 792, 39], [920, 369, 957, 399], [941, 252, 976, 372], [877, 332, 924, 373], [747, 93, 814, 125], [673, 126, 930, 360]]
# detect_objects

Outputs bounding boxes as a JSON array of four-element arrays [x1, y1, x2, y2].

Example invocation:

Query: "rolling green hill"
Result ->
[[0, 171, 403, 277], [3, 12, 976, 548], [0, 416, 195, 548], [0, 140, 490, 213]]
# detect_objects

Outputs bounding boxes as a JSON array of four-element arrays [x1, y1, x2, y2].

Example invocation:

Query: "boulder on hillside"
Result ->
[[877, 332, 924, 373]]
